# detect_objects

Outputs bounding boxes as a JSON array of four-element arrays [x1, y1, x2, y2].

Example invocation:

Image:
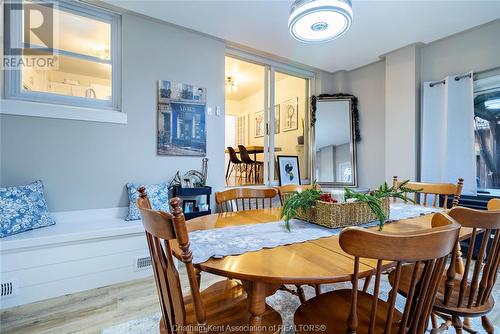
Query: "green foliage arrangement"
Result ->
[[281, 183, 322, 231], [281, 180, 420, 231]]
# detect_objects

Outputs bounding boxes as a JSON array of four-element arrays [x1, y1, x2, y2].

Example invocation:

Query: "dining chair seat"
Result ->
[[181, 279, 281, 334], [294, 289, 402, 333]]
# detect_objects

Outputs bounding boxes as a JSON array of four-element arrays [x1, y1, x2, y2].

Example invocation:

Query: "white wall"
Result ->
[[0, 13, 226, 211]]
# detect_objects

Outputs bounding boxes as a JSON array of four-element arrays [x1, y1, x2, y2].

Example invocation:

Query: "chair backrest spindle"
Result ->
[[277, 184, 321, 205], [215, 187, 278, 213], [392, 176, 464, 208], [442, 206, 500, 311]]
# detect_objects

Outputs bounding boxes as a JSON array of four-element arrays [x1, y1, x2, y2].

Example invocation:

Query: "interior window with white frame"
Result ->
[[3, 0, 121, 110]]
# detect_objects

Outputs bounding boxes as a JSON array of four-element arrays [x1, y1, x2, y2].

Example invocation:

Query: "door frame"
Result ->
[[225, 48, 316, 186]]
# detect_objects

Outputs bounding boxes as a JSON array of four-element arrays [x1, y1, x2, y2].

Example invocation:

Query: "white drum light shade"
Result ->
[[289, 0, 353, 43]]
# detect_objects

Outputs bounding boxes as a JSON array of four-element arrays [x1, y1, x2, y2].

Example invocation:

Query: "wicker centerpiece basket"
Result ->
[[296, 198, 390, 229]]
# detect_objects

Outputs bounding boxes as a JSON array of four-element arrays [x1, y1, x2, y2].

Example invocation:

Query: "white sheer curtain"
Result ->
[[421, 72, 477, 195]]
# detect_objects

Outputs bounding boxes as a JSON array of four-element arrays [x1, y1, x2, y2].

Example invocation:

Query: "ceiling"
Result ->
[[225, 56, 264, 100], [225, 57, 295, 100], [104, 0, 500, 73]]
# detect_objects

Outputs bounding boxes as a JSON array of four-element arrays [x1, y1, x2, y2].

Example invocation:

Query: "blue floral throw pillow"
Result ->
[[0, 180, 56, 238], [126, 183, 170, 221]]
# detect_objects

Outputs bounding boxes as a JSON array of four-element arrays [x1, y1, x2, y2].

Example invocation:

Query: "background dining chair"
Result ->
[[226, 146, 245, 184], [238, 145, 264, 183], [136, 187, 281, 334], [362, 176, 465, 293], [277, 184, 321, 205], [389, 204, 500, 334], [392, 176, 464, 209], [487, 197, 500, 211], [294, 213, 460, 334], [215, 187, 278, 212]]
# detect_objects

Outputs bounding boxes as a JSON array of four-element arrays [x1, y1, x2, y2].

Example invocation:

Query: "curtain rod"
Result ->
[[429, 72, 472, 87]]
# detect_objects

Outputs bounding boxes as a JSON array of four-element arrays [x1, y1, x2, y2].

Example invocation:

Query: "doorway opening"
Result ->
[[224, 55, 311, 187]]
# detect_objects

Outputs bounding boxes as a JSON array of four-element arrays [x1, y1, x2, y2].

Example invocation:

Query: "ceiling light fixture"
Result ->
[[288, 0, 353, 43], [485, 98, 500, 110], [225, 76, 237, 93]]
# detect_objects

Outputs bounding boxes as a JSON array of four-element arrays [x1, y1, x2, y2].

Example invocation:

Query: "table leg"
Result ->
[[246, 281, 267, 334]]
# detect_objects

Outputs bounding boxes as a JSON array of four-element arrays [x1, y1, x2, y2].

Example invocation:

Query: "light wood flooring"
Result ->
[[0, 277, 160, 334], [0, 268, 223, 334], [1, 269, 499, 333]]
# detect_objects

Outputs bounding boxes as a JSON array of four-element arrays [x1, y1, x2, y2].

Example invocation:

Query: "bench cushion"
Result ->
[[0, 180, 55, 238]]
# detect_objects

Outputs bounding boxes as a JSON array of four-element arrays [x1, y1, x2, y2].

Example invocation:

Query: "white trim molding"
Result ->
[[0, 99, 127, 124]]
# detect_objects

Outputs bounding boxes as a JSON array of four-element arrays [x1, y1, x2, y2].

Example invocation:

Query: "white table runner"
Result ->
[[189, 203, 444, 264]]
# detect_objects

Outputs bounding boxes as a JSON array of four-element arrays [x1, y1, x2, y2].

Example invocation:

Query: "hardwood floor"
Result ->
[[1, 268, 499, 333], [0, 277, 159, 334], [0, 267, 224, 334]]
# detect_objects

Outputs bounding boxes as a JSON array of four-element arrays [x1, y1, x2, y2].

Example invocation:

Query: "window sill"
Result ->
[[0, 99, 127, 124]]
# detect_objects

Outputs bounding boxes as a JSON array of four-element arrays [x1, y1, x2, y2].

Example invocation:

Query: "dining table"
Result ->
[[225, 145, 282, 161], [171, 206, 473, 334]]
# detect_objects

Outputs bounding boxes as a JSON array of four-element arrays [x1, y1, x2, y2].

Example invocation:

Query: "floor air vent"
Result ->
[[1, 282, 15, 297], [134, 256, 152, 271]]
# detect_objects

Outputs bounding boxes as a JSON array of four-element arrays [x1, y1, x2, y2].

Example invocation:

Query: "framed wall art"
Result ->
[[157, 80, 206, 156]]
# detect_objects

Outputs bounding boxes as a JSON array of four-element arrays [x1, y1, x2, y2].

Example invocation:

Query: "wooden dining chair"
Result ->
[[294, 213, 460, 334], [215, 187, 278, 212], [361, 177, 464, 293], [434, 205, 500, 334], [392, 176, 464, 209], [277, 184, 321, 205], [136, 187, 281, 334], [487, 197, 500, 211], [388, 205, 500, 334]]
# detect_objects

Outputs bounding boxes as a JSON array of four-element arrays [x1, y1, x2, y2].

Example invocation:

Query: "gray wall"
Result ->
[[333, 60, 387, 188], [0, 14, 226, 211], [421, 20, 500, 82]]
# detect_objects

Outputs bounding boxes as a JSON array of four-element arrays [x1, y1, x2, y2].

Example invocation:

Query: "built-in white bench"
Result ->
[[0, 208, 152, 309]]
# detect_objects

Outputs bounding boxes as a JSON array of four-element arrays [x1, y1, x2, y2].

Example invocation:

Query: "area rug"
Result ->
[[102, 276, 498, 334]]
